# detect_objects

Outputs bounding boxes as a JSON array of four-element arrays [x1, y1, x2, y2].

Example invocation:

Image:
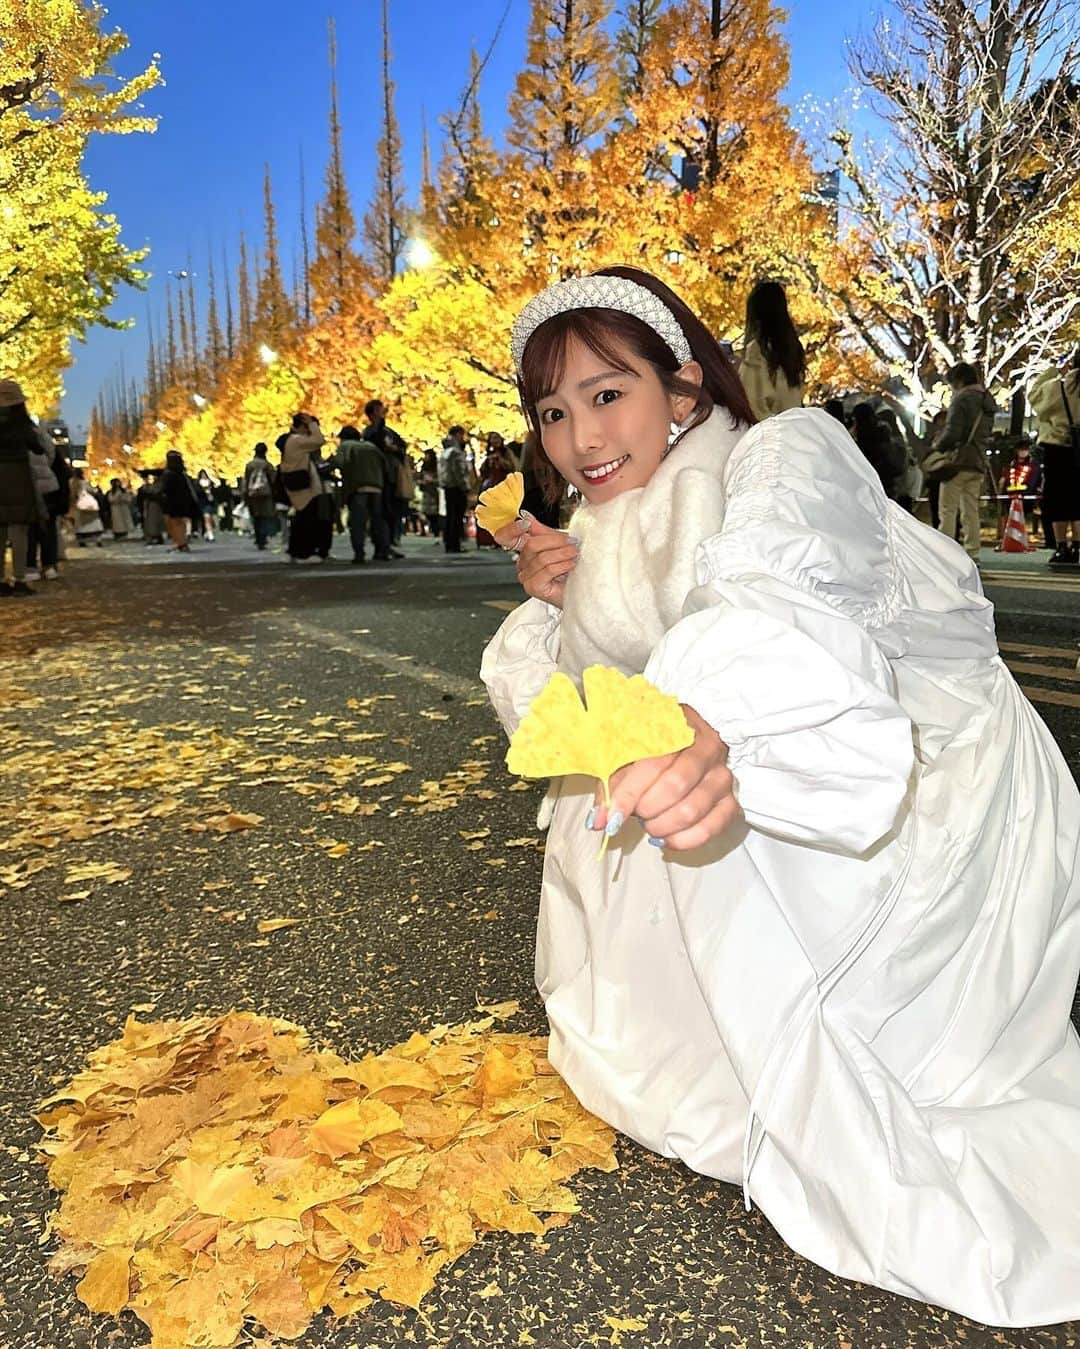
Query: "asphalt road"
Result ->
[[1, 531, 1078, 1349]]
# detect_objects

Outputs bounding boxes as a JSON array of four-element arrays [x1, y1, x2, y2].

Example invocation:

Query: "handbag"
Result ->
[[1059, 380, 1080, 454], [75, 488, 99, 513], [921, 409, 985, 485]]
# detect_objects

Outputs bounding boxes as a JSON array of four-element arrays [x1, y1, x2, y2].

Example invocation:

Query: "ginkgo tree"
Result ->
[[801, 0, 1080, 408], [0, 0, 159, 409]]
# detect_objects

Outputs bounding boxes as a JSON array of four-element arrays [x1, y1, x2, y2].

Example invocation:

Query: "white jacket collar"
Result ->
[[558, 408, 747, 680]]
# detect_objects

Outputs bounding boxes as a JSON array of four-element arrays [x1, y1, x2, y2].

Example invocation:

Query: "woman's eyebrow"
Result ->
[[577, 369, 636, 390]]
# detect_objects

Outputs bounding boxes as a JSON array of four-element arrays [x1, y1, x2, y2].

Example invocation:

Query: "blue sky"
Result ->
[[63, 0, 872, 436]]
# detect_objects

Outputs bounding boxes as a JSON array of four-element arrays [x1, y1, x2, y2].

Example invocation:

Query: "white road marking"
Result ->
[[980, 572, 1080, 593], [999, 641, 1080, 660], [270, 615, 484, 700], [1005, 660, 1080, 683], [1019, 685, 1080, 710]]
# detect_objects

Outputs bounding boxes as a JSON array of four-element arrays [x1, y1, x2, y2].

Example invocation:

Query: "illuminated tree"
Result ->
[[296, 20, 380, 426], [309, 21, 374, 321], [176, 279, 192, 386], [507, 0, 619, 167], [803, 0, 1080, 406], [0, 0, 159, 407], [237, 232, 255, 350], [599, 0, 817, 336], [362, 0, 407, 283], [438, 48, 500, 239], [204, 254, 226, 386], [185, 266, 201, 391], [256, 167, 294, 346], [115, 0, 834, 470], [163, 283, 179, 388], [615, 0, 663, 101]]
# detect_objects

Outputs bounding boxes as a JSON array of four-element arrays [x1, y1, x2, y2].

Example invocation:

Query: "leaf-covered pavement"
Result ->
[[2, 547, 1078, 1348]]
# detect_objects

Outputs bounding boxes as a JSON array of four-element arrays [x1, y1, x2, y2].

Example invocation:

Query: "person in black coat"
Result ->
[[0, 379, 47, 594], [851, 402, 904, 500], [160, 450, 201, 551], [362, 399, 406, 558]]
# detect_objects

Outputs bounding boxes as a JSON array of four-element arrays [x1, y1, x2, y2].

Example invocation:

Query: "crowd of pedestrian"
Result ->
[[2, 306, 1079, 592]]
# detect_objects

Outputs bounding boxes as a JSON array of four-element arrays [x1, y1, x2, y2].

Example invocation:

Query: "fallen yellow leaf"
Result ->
[[605, 1314, 650, 1343], [207, 812, 263, 833], [256, 918, 303, 934], [308, 1098, 404, 1158], [37, 1011, 618, 1344], [76, 1248, 131, 1316]]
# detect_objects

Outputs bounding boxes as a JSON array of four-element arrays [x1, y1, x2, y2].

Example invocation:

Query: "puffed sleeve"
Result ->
[[645, 409, 915, 856], [480, 598, 562, 737]]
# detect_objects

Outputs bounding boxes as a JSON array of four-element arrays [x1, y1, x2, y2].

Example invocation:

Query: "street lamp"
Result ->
[[259, 343, 307, 403], [404, 237, 436, 269]]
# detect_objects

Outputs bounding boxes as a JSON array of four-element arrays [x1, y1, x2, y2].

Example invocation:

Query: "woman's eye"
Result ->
[[596, 388, 622, 406], [540, 407, 564, 424]]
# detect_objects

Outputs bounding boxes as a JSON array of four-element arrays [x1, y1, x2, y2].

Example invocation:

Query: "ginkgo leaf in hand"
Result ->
[[506, 665, 693, 801], [475, 472, 524, 536]]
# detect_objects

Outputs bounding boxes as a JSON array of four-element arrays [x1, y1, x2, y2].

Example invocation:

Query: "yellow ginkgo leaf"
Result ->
[[76, 1248, 131, 1316], [308, 1097, 404, 1158], [506, 665, 693, 803], [475, 472, 525, 536], [172, 1159, 253, 1216]]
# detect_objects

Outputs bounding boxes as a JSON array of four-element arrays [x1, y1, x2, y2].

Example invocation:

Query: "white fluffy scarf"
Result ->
[[557, 409, 747, 681]]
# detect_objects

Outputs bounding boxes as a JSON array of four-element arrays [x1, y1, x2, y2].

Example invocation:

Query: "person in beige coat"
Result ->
[[1029, 349, 1080, 567], [737, 281, 806, 421], [278, 413, 332, 562]]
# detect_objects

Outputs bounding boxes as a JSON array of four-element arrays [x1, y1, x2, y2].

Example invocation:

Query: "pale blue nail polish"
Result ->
[[584, 807, 597, 830], [647, 835, 666, 848], [605, 810, 624, 837], [568, 535, 582, 547]]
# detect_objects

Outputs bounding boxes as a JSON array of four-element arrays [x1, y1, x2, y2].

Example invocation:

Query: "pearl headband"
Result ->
[[511, 275, 693, 375]]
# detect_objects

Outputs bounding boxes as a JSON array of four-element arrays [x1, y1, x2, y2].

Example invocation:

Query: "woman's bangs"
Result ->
[[520, 310, 639, 408]]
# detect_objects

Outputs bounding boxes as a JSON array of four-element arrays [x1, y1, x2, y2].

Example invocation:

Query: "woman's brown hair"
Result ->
[[517, 265, 756, 505]]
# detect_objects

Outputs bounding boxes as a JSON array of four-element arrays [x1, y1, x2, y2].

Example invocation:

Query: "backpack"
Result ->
[[247, 460, 272, 498]]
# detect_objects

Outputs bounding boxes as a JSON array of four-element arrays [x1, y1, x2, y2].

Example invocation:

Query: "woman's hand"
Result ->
[[494, 513, 579, 609], [590, 705, 742, 852]]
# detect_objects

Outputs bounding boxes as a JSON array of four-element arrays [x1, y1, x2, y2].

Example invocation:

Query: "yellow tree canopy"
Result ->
[[0, 0, 159, 409], [117, 0, 830, 469]]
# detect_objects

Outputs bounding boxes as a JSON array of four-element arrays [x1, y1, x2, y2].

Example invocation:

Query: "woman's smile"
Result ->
[[581, 454, 630, 484]]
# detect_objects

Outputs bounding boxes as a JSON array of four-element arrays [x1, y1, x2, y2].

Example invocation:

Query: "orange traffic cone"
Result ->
[[999, 495, 1034, 553]]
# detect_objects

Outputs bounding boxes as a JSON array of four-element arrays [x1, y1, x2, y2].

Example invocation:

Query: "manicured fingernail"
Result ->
[[647, 836, 665, 848], [604, 810, 624, 837], [518, 510, 534, 529], [584, 807, 597, 830], [568, 535, 582, 547]]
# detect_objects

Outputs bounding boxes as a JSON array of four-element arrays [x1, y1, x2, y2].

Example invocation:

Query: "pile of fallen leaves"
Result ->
[[36, 1006, 617, 1347]]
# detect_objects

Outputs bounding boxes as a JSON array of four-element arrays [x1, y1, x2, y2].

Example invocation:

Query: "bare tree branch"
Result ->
[[811, 0, 1080, 403]]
